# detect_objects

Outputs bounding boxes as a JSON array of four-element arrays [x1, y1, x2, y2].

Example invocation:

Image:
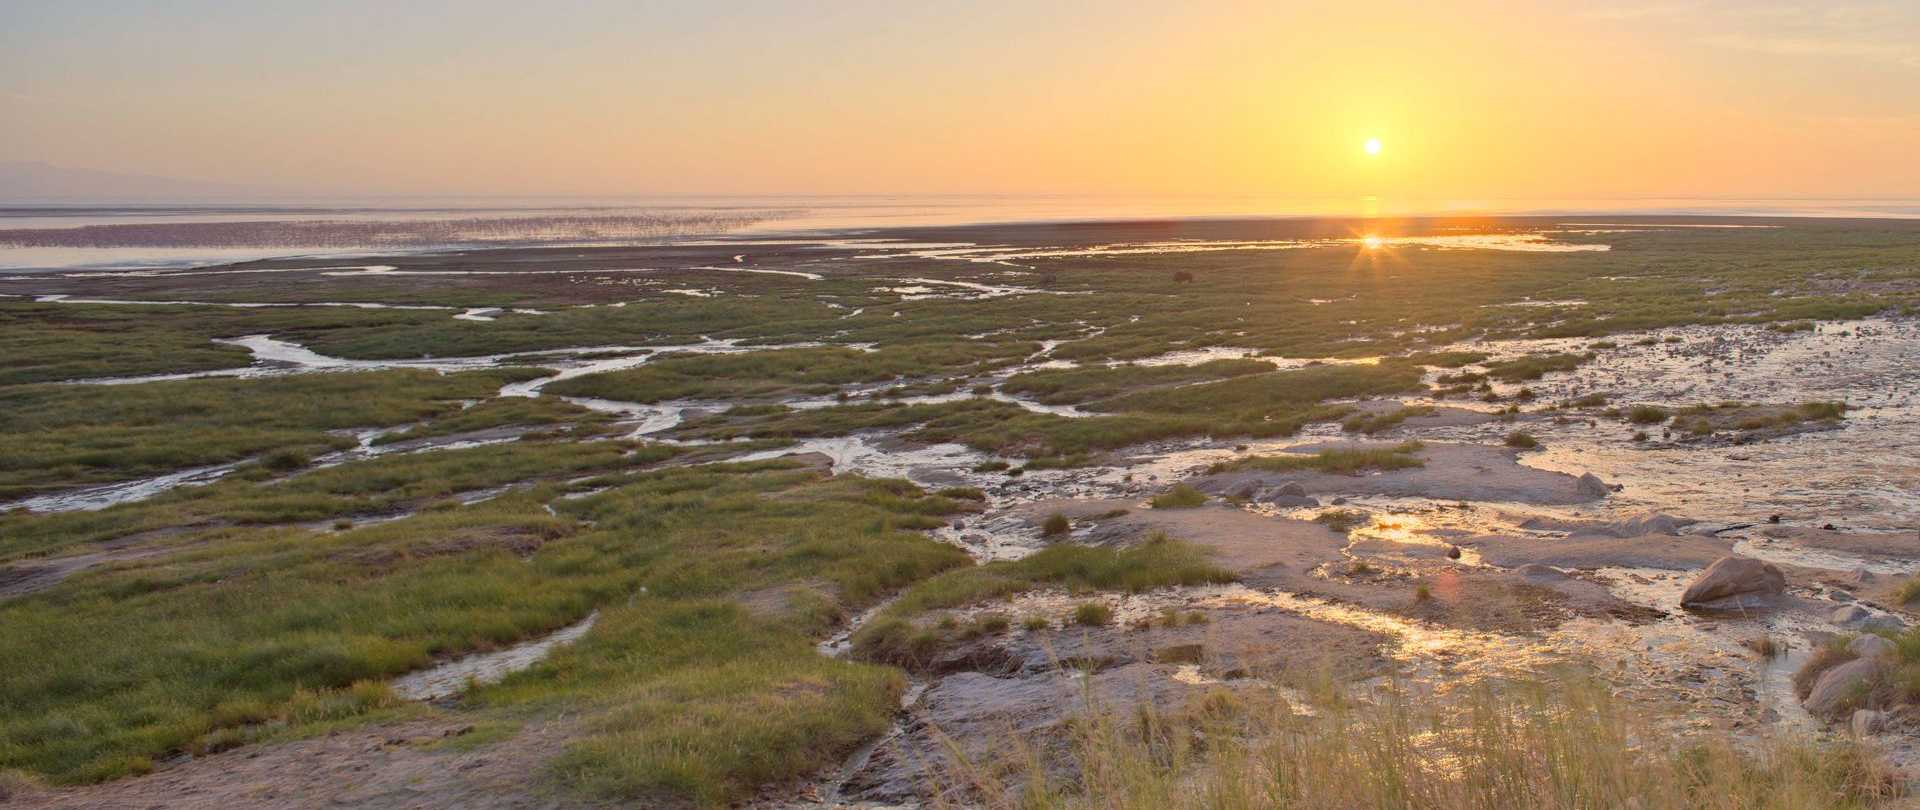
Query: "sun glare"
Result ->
[[1363, 137, 1382, 155], [1363, 235, 1383, 249]]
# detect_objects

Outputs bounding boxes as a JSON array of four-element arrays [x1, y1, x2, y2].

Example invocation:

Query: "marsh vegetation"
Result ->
[[4, 217, 1919, 808]]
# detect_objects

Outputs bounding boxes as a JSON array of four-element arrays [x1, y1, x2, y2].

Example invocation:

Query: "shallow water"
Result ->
[[390, 613, 599, 701], [1410, 318, 1920, 531], [3, 460, 247, 513]]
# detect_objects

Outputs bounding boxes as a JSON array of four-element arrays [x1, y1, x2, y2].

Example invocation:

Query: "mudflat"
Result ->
[[3, 216, 1919, 807]]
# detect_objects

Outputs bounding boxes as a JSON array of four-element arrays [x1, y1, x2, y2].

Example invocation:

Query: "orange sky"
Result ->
[[3, 0, 1918, 199]]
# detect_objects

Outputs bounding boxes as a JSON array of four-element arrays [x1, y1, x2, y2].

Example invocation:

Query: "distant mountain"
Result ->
[[0, 161, 269, 201]]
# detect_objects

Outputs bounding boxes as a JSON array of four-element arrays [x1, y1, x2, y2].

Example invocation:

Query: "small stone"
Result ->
[[1446, 545, 1462, 560], [1852, 709, 1887, 736], [1275, 482, 1308, 497], [1832, 605, 1872, 626]]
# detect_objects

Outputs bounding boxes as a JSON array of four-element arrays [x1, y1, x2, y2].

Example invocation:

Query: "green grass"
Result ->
[[0, 368, 549, 499], [1072, 602, 1112, 626], [6, 220, 1919, 806], [1089, 362, 1426, 417], [0, 463, 975, 803], [544, 341, 1034, 403], [1341, 405, 1435, 434], [1482, 352, 1594, 382], [368, 393, 606, 445], [16, 221, 1911, 377], [0, 432, 662, 562], [1001, 358, 1274, 405], [1314, 510, 1370, 534], [1211, 441, 1426, 475], [675, 397, 1351, 463], [1150, 483, 1209, 509], [0, 302, 449, 386], [1632, 401, 1847, 436], [850, 534, 1233, 667], [1627, 405, 1671, 424], [1401, 351, 1489, 368]]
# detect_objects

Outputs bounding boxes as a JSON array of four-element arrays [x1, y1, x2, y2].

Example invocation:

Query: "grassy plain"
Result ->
[[0, 461, 974, 804], [0, 368, 547, 499], [3, 219, 1917, 806]]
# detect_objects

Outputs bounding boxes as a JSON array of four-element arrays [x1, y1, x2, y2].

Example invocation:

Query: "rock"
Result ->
[[1275, 482, 1308, 497], [1616, 513, 1692, 536], [1867, 615, 1907, 632], [1832, 605, 1872, 626], [1446, 545, 1462, 560], [1851, 568, 1876, 585], [1232, 484, 1258, 500], [1331, 497, 1348, 505], [1848, 634, 1898, 662], [1768, 514, 1782, 524], [1515, 563, 1570, 582], [1679, 556, 1785, 611], [1576, 473, 1611, 498], [1261, 493, 1319, 508], [1804, 658, 1883, 720], [1833, 605, 1907, 631], [1851, 709, 1887, 736]]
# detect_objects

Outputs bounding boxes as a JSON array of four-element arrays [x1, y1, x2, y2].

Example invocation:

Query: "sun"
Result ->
[[1364, 137, 1382, 155], [1362, 235, 1383, 250]]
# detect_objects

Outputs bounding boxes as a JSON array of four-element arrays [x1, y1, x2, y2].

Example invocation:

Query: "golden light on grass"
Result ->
[[1363, 137, 1383, 155]]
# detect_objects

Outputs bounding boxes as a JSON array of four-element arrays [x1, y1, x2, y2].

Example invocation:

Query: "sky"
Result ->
[[4, 0, 1919, 200]]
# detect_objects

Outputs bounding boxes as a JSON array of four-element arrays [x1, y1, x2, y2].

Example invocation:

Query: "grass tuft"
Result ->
[[1150, 484, 1208, 509], [1072, 602, 1113, 626], [1211, 441, 1424, 476]]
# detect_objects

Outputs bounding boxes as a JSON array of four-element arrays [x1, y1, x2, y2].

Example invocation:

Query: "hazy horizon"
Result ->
[[6, 1, 1919, 201]]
